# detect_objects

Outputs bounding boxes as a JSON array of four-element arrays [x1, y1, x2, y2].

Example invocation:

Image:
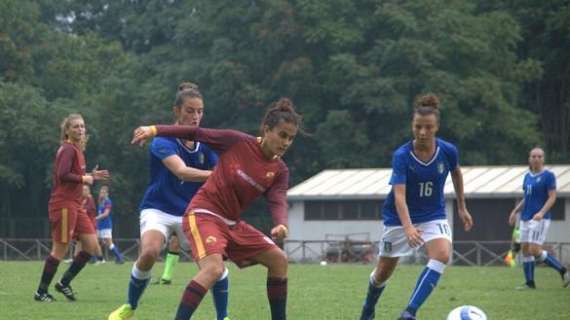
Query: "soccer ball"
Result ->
[[447, 305, 487, 320]]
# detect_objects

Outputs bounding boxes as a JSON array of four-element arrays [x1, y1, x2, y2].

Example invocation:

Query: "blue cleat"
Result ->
[[398, 310, 416, 320]]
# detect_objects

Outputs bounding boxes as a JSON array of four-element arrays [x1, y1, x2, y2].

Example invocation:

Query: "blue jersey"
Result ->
[[139, 137, 218, 217], [97, 198, 113, 230], [383, 138, 459, 226], [520, 170, 556, 221]]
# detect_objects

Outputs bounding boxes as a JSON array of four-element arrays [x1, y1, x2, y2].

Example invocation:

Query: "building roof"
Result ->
[[287, 165, 570, 200]]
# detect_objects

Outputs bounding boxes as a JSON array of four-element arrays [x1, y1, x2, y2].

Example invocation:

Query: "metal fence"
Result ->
[[1, 238, 569, 266]]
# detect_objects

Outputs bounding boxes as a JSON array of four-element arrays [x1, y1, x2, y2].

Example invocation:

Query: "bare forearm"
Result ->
[[177, 168, 212, 182], [452, 169, 466, 210], [539, 193, 556, 214]]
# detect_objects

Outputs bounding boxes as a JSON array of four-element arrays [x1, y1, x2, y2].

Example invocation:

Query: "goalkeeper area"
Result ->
[[1, 262, 567, 320]]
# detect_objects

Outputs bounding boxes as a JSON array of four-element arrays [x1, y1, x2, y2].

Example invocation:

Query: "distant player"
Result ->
[[34, 113, 110, 302], [504, 219, 520, 267], [359, 94, 473, 320], [109, 83, 230, 320], [96, 185, 124, 264], [508, 147, 570, 289], [131, 97, 300, 320]]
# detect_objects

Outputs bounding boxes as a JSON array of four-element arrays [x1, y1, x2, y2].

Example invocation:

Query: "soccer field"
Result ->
[[0, 261, 568, 320]]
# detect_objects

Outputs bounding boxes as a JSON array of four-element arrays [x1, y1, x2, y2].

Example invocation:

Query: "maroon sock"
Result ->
[[175, 280, 207, 320], [38, 255, 60, 293], [267, 277, 288, 320]]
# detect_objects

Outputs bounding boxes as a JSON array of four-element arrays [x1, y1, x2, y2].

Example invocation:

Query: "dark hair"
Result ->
[[413, 94, 440, 121], [174, 81, 202, 107], [260, 97, 302, 135]]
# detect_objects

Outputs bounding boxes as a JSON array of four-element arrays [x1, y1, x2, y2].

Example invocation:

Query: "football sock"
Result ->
[[37, 255, 60, 293], [406, 259, 445, 316], [161, 251, 180, 281], [109, 243, 123, 261], [175, 280, 207, 320], [537, 250, 566, 275], [128, 264, 151, 309], [212, 268, 230, 320], [267, 277, 287, 320], [60, 251, 91, 286], [361, 269, 386, 319], [523, 256, 535, 285]]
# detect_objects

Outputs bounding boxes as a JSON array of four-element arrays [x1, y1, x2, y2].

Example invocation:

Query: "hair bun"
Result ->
[[273, 97, 295, 113], [415, 94, 440, 110], [178, 81, 199, 92]]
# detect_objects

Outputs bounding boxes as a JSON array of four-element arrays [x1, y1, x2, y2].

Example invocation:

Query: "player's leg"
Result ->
[[175, 253, 226, 320], [55, 211, 97, 301], [360, 257, 399, 320], [250, 247, 288, 320], [520, 242, 536, 289], [530, 220, 568, 286], [35, 207, 76, 302], [103, 233, 124, 264], [159, 235, 180, 284]]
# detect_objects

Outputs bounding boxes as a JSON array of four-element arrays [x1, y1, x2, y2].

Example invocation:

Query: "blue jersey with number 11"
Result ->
[[382, 138, 459, 226]]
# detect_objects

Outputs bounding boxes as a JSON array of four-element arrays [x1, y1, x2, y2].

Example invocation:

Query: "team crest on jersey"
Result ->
[[206, 235, 217, 244], [198, 152, 205, 165], [536, 177, 541, 183], [437, 162, 445, 174], [383, 241, 392, 253], [266, 171, 275, 179]]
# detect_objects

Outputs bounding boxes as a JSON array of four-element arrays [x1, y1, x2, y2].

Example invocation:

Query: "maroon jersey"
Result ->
[[83, 195, 97, 219], [156, 126, 289, 226], [48, 142, 86, 208]]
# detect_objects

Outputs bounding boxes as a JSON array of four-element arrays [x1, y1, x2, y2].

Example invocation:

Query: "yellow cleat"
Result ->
[[108, 304, 134, 320]]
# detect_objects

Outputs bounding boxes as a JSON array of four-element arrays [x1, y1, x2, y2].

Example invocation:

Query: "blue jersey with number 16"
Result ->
[[382, 138, 459, 226]]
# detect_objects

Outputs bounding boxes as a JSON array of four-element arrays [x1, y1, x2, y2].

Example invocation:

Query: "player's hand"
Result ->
[[508, 211, 517, 226], [91, 165, 110, 181], [271, 224, 288, 241], [82, 175, 94, 185], [532, 211, 544, 221], [404, 225, 423, 248], [458, 208, 474, 231], [131, 126, 156, 146]]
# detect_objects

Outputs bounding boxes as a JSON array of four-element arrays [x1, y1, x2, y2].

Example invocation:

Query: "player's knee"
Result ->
[[203, 263, 225, 280], [140, 247, 161, 261]]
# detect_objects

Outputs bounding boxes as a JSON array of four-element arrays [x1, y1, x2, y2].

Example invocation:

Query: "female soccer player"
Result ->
[[96, 185, 124, 264], [109, 83, 230, 320], [131, 97, 300, 320], [508, 147, 570, 289], [34, 113, 110, 302], [359, 94, 473, 320]]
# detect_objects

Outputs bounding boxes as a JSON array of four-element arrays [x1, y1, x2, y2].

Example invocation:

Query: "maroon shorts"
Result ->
[[182, 211, 278, 268], [49, 206, 95, 244]]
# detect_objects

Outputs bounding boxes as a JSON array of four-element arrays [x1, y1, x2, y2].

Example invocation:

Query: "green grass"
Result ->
[[0, 261, 568, 319]]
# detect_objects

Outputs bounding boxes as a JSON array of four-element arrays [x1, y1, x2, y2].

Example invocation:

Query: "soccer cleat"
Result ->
[[152, 278, 172, 285], [398, 311, 416, 320], [108, 304, 134, 320], [55, 282, 76, 301], [223, 317, 231, 320], [360, 307, 375, 320], [34, 291, 56, 302], [515, 282, 536, 290], [562, 270, 570, 288], [115, 258, 125, 265]]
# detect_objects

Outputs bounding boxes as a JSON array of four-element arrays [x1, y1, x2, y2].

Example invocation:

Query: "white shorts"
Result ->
[[140, 208, 190, 251], [520, 219, 551, 245], [379, 219, 452, 257], [97, 228, 113, 239]]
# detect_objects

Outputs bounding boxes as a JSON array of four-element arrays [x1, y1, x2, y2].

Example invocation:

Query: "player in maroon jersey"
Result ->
[[34, 113, 110, 302], [132, 97, 300, 320]]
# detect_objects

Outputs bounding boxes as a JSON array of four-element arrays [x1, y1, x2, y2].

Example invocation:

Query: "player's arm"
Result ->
[[96, 202, 112, 220], [533, 189, 556, 221], [265, 166, 289, 241], [451, 166, 473, 231], [162, 154, 212, 182], [393, 184, 423, 248], [509, 199, 524, 225]]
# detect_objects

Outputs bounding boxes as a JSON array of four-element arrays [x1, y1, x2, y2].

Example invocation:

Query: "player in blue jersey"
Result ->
[[96, 185, 124, 264], [359, 94, 474, 320], [109, 83, 231, 320], [508, 147, 570, 289]]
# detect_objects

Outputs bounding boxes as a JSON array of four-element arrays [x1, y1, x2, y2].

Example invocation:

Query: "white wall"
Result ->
[[547, 199, 570, 242]]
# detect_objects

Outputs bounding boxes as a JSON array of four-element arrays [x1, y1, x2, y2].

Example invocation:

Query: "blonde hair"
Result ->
[[60, 113, 87, 151]]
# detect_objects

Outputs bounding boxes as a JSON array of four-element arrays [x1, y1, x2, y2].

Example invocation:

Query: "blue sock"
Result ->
[[523, 256, 535, 285], [110, 244, 123, 261], [360, 271, 386, 320], [406, 259, 445, 316], [212, 268, 229, 320], [128, 265, 151, 309], [538, 251, 565, 274]]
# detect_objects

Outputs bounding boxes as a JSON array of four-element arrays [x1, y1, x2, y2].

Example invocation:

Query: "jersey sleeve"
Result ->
[[56, 145, 82, 183], [150, 137, 178, 160], [155, 125, 251, 154], [105, 198, 113, 210], [447, 143, 459, 171], [204, 145, 219, 169], [389, 151, 407, 185], [546, 172, 557, 191], [264, 164, 289, 227]]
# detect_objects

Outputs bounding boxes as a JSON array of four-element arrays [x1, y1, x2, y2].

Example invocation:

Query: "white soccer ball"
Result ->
[[447, 305, 487, 320], [320, 260, 328, 266]]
